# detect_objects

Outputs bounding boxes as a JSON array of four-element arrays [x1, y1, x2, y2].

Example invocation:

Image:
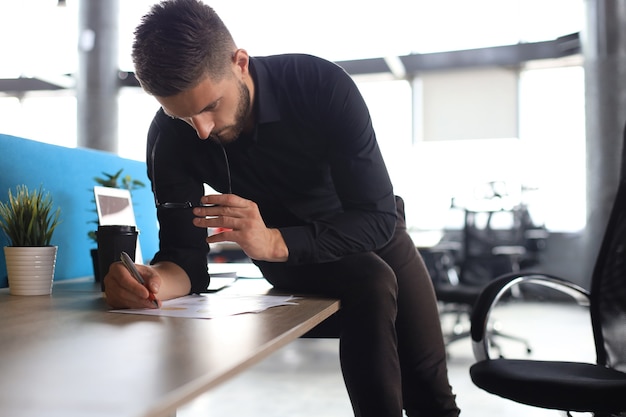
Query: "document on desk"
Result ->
[[110, 294, 299, 319]]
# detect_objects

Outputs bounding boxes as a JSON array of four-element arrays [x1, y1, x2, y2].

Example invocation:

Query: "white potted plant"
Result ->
[[0, 185, 61, 295]]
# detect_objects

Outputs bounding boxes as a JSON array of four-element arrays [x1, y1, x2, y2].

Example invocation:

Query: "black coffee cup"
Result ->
[[96, 225, 138, 291]]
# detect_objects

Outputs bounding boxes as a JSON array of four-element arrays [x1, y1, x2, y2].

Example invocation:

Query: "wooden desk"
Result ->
[[0, 279, 339, 417]]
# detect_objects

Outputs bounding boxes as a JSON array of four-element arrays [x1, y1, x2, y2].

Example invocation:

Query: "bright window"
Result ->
[[0, 0, 585, 232]]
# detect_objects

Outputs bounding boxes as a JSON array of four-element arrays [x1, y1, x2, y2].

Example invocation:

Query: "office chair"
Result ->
[[421, 242, 473, 346], [424, 188, 545, 353], [424, 242, 532, 354], [468, 137, 626, 416]]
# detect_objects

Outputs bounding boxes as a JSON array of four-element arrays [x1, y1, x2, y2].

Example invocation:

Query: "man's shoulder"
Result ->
[[254, 53, 330, 64], [253, 54, 345, 77], [252, 54, 351, 102]]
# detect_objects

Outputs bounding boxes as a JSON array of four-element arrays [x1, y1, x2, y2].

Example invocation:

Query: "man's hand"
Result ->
[[103, 261, 192, 309], [193, 194, 289, 262], [103, 262, 162, 309]]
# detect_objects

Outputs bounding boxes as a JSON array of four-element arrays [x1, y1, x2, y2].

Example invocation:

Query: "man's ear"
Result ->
[[232, 49, 250, 77]]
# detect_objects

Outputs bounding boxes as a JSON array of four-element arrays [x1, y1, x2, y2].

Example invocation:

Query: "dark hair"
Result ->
[[132, 0, 237, 97]]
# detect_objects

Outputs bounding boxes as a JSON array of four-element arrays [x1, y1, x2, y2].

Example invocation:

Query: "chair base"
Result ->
[[439, 304, 531, 357]]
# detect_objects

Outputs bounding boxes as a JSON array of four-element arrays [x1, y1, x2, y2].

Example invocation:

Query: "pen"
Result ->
[[120, 251, 159, 308]]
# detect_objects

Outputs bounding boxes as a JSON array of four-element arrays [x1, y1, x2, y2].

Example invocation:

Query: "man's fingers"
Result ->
[[136, 264, 161, 294], [104, 263, 158, 308], [200, 193, 245, 207]]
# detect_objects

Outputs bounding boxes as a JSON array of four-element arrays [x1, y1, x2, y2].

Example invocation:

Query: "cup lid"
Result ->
[[96, 225, 137, 234]]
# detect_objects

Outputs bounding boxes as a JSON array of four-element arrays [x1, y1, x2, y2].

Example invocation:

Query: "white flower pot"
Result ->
[[4, 246, 57, 296]]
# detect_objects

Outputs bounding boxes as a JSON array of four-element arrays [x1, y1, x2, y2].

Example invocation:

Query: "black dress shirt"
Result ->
[[146, 54, 396, 293]]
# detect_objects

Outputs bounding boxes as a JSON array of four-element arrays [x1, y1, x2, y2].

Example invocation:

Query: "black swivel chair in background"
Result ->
[[423, 183, 546, 354], [468, 133, 626, 416]]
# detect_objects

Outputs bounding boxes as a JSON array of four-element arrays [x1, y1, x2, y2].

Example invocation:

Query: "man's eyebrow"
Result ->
[[200, 99, 220, 112], [163, 99, 220, 119]]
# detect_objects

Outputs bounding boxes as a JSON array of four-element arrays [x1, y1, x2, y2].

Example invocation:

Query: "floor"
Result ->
[[177, 300, 595, 417]]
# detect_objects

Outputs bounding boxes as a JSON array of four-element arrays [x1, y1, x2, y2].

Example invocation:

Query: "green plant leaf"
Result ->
[[0, 185, 61, 246]]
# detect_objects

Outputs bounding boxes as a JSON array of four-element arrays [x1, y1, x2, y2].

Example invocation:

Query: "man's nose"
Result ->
[[190, 114, 215, 140]]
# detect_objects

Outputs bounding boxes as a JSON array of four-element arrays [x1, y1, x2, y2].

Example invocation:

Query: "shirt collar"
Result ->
[[249, 57, 281, 125]]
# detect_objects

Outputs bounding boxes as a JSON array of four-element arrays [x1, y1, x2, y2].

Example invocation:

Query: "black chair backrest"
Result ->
[[590, 130, 626, 372]]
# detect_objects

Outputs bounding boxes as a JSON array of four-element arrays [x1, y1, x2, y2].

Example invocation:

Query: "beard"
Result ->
[[210, 79, 252, 144]]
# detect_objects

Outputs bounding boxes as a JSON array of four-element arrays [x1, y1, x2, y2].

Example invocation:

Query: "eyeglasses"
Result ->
[[156, 201, 216, 210]]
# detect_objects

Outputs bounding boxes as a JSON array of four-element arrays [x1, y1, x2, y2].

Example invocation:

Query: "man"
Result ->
[[104, 1, 460, 416]]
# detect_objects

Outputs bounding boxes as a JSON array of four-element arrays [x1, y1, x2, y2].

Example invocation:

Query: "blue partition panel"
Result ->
[[0, 134, 159, 287]]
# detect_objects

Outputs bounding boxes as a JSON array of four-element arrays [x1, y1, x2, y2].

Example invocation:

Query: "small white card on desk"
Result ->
[[110, 294, 299, 319]]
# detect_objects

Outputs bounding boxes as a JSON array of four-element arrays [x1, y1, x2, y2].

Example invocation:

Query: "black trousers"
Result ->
[[256, 197, 460, 417]]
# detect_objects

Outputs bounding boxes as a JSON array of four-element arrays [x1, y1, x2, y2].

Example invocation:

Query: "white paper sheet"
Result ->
[[110, 294, 299, 319]]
